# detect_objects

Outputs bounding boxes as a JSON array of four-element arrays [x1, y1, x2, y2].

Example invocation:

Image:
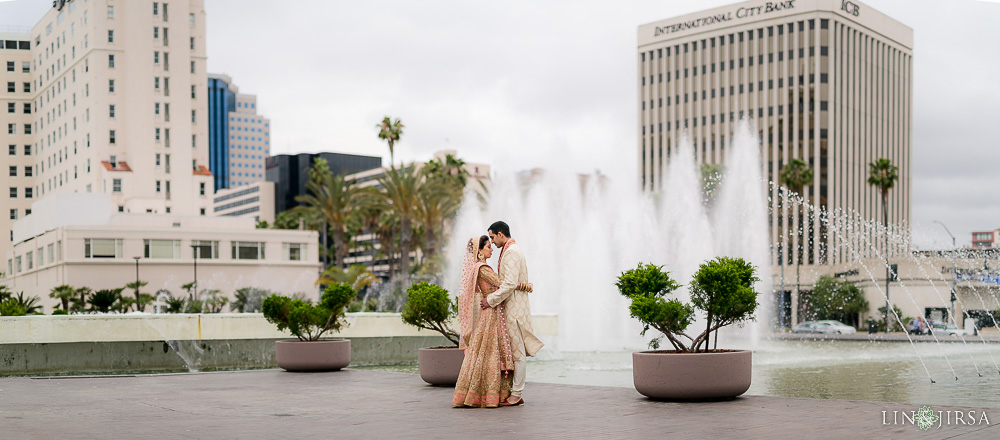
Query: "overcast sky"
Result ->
[[2, 0, 998, 248]]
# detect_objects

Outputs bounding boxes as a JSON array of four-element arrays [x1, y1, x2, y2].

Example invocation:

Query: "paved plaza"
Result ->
[[1, 368, 997, 439]]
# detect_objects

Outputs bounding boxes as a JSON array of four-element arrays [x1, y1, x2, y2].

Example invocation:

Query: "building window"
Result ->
[[153, 27, 159, 39], [9, 165, 16, 176], [24, 144, 30, 155], [21, 62, 29, 73], [191, 110, 196, 123], [8, 145, 15, 156], [112, 178, 122, 193], [190, 85, 195, 98], [199, 208, 206, 216], [154, 51, 160, 64], [85, 238, 122, 259], [5, 61, 12, 72], [144, 239, 180, 259], [107, 5, 114, 18], [8, 209, 15, 220], [154, 77, 160, 90], [283, 243, 304, 261], [26, 251, 33, 270], [47, 244, 54, 263], [6, 102, 13, 113], [190, 61, 195, 74], [199, 182, 205, 196], [23, 103, 31, 114], [232, 241, 265, 260], [108, 54, 115, 68], [110, 130, 116, 144], [189, 13, 195, 27], [23, 124, 31, 135], [25, 166, 33, 177], [109, 79, 115, 93], [109, 104, 116, 118], [108, 30, 114, 43], [192, 240, 219, 259], [155, 103, 161, 115], [9, 187, 17, 198], [190, 37, 195, 50], [24, 187, 32, 198], [155, 128, 161, 141]]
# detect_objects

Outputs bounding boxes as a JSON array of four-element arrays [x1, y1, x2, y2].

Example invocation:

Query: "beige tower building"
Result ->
[[1, 0, 211, 263], [638, 0, 913, 271], [1, 31, 36, 264]]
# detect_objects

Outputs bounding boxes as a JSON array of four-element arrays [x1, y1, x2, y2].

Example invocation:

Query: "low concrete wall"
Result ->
[[0, 313, 558, 376]]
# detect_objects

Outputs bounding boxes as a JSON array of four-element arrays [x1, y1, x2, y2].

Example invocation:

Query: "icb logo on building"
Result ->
[[883, 406, 991, 431], [841, 0, 861, 16]]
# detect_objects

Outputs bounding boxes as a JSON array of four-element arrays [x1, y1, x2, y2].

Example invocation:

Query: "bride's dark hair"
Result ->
[[478, 235, 490, 251]]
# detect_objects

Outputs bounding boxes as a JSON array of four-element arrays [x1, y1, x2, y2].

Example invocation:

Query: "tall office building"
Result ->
[[265, 152, 382, 214], [638, 0, 913, 268], [1, 31, 35, 263], [0, 0, 211, 263], [207, 73, 269, 191]]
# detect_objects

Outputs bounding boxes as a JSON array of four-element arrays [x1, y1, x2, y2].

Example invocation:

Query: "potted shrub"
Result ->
[[616, 257, 759, 400], [400, 282, 463, 385], [262, 283, 356, 372]]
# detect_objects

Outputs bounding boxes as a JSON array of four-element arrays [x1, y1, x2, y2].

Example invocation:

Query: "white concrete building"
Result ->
[[3, 193, 319, 313], [212, 180, 275, 224], [1, 0, 213, 266]]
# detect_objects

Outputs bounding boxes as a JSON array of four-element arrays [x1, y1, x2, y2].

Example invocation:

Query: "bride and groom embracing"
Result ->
[[452, 221, 544, 408]]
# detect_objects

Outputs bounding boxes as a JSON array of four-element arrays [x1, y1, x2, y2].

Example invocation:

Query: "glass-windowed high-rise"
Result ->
[[207, 73, 270, 192], [638, 0, 913, 268]]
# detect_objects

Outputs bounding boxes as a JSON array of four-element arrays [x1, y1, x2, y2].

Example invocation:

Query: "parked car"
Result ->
[[930, 323, 969, 337], [792, 320, 857, 334]]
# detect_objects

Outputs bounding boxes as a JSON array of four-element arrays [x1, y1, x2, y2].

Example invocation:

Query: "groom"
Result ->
[[481, 221, 544, 407]]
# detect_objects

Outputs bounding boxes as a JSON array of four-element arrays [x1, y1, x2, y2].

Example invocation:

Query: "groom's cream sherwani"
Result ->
[[487, 242, 544, 360]]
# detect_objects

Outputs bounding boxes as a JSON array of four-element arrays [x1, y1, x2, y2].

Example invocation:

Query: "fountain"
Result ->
[[441, 118, 1000, 408]]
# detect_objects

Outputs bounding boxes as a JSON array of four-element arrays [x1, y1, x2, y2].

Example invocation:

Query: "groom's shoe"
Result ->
[[499, 397, 524, 407]]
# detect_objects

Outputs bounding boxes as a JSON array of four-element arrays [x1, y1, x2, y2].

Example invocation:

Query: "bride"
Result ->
[[453, 235, 531, 408]]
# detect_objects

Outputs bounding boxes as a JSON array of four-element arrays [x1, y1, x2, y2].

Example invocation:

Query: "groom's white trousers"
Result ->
[[511, 338, 526, 397]]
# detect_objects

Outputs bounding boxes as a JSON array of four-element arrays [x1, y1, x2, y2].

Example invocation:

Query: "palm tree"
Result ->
[[376, 116, 404, 168], [72, 287, 92, 313], [49, 284, 77, 312], [378, 166, 422, 278], [296, 158, 363, 269], [124, 280, 150, 312], [779, 158, 814, 326], [868, 157, 899, 333], [88, 288, 122, 313]]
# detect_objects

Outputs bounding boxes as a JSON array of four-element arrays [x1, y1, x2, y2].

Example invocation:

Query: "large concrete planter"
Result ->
[[275, 339, 351, 372], [632, 350, 751, 400], [418, 346, 464, 386]]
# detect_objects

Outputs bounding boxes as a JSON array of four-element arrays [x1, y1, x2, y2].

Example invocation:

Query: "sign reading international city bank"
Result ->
[[652, 1, 799, 38]]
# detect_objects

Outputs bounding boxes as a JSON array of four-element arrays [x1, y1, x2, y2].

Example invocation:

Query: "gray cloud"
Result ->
[[2, 0, 997, 247]]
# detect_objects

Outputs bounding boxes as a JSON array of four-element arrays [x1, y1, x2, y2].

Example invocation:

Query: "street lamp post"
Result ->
[[190, 244, 200, 300], [933, 221, 957, 325], [133, 256, 141, 290]]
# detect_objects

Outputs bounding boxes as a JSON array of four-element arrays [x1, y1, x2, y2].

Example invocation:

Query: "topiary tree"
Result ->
[[400, 282, 459, 346], [262, 283, 356, 341], [616, 257, 760, 352]]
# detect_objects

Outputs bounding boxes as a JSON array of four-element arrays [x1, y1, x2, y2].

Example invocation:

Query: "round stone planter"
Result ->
[[275, 339, 351, 372], [632, 350, 751, 400], [418, 346, 464, 386]]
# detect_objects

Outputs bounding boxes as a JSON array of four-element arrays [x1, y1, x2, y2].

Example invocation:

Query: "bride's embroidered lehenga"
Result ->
[[453, 243, 514, 408]]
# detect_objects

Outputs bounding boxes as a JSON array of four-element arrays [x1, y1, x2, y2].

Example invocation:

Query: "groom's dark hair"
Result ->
[[488, 221, 511, 238]]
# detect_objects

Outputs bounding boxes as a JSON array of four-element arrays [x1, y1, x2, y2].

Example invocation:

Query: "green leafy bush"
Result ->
[[88, 289, 122, 313], [262, 283, 355, 341], [616, 257, 760, 352], [52, 309, 68, 315], [400, 282, 459, 345], [0, 299, 26, 316]]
